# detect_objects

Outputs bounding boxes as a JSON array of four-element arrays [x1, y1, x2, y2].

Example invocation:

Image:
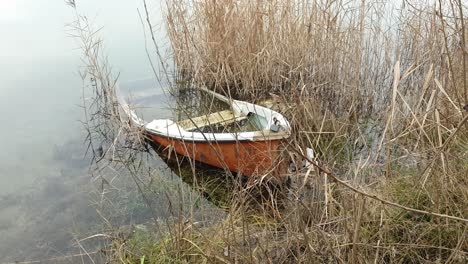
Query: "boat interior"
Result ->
[[173, 88, 268, 133], [177, 110, 267, 133], [119, 84, 285, 135]]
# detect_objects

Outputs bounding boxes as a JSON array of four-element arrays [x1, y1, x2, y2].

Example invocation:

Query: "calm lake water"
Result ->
[[0, 1, 221, 262]]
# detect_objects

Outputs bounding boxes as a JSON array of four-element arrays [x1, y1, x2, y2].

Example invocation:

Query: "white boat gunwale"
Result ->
[[117, 86, 292, 143]]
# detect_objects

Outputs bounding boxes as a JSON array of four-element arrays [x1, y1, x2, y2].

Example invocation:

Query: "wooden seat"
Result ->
[[177, 110, 246, 131]]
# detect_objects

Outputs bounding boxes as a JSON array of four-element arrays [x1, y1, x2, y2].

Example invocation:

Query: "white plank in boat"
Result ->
[[178, 110, 246, 131]]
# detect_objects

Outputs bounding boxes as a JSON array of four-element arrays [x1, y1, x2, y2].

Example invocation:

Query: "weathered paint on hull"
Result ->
[[148, 133, 285, 179]]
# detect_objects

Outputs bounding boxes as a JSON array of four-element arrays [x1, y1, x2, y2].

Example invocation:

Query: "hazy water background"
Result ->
[[0, 0, 190, 262]]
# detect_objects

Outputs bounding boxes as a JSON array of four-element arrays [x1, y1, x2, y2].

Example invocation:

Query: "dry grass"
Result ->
[[149, 0, 468, 263], [70, 0, 468, 263]]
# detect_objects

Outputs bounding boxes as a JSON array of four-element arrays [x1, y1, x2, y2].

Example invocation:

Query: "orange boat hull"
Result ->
[[147, 133, 286, 179]]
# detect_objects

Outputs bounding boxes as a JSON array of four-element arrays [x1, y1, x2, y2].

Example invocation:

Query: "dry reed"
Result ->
[[70, 0, 468, 262], [151, 0, 468, 263]]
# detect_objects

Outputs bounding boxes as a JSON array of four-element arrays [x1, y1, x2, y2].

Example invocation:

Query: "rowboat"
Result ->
[[118, 86, 291, 180]]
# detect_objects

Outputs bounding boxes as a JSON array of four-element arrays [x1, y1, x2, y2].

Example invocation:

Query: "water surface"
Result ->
[[0, 1, 223, 262]]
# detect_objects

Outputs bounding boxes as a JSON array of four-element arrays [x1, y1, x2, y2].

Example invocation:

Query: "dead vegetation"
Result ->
[[70, 0, 468, 263], [145, 0, 468, 263]]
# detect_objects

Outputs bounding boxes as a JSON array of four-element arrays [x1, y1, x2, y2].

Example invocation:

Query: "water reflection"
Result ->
[[0, 135, 225, 263], [151, 141, 235, 208], [0, 1, 180, 262], [0, 80, 228, 263]]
